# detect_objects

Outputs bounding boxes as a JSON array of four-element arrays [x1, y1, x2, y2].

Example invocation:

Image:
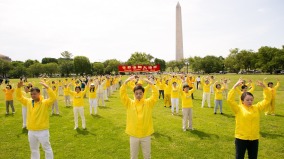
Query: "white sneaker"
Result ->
[[74, 127, 78, 130]]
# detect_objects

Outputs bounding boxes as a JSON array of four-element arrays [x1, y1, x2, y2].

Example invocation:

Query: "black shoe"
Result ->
[[164, 106, 166, 107], [170, 106, 172, 108], [221, 112, 223, 115], [214, 112, 217, 114]]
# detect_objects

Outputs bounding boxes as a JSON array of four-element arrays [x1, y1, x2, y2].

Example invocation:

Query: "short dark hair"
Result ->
[[75, 86, 81, 91], [133, 85, 145, 93], [30, 87, 41, 93], [241, 92, 254, 101], [183, 84, 190, 91], [268, 82, 273, 86], [216, 84, 221, 88], [6, 85, 12, 89], [241, 85, 248, 90]]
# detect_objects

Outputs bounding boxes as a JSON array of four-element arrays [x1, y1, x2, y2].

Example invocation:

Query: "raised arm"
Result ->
[[275, 79, 280, 90], [255, 81, 272, 111], [16, 81, 29, 106], [143, 78, 158, 107], [227, 79, 243, 114], [41, 81, 56, 106], [120, 76, 135, 108]]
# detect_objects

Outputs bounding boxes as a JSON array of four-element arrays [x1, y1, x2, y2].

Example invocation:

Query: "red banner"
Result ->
[[118, 64, 160, 72]]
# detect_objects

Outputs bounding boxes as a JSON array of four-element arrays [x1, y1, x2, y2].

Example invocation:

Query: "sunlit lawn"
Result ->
[[0, 74, 283, 159]]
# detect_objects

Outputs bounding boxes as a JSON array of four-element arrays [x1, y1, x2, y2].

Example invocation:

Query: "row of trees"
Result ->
[[1, 45, 283, 78]]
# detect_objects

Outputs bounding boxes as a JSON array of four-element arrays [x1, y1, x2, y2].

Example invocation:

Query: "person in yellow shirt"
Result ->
[[227, 79, 271, 159], [163, 79, 172, 108], [63, 84, 72, 107], [58, 80, 63, 96], [263, 78, 280, 115], [120, 75, 158, 159], [201, 76, 214, 108], [186, 75, 195, 99], [51, 85, 59, 115], [156, 78, 164, 99], [2, 84, 15, 114], [213, 82, 224, 114], [171, 81, 182, 115], [67, 82, 88, 130], [221, 78, 230, 99], [97, 79, 106, 107], [89, 83, 98, 115], [181, 84, 195, 131], [16, 80, 56, 159]]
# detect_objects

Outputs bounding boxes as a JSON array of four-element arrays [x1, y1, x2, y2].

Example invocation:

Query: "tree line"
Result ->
[[1, 45, 283, 78]]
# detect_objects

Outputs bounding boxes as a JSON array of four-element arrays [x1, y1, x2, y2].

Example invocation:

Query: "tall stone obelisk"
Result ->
[[176, 2, 184, 61]]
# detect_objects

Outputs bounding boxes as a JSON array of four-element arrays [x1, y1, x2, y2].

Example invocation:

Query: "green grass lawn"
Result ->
[[0, 74, 284, 159]]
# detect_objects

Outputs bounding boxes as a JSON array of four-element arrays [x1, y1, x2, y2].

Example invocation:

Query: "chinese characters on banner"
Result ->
[[118, 64, 160, 72]]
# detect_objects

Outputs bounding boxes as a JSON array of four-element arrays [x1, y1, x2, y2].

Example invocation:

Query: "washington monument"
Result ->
[[176, 2, 184, 61]]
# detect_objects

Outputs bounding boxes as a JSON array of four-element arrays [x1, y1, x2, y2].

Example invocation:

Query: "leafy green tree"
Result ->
[[0, 59, 12, 77], [24, 59, 39, 68], [201, 56, 224, 73], [126, 52, 152, 65], [92, 62, 105, 75], [256, 46, 280, 74], [42, 63, 59, 76], [103, 59, 121, 74], [154, 58, 166, 72], [28, 63, 43, 77], [74, 56, 92, 75], [42, 57, 58, 64], [224, 48, 241, 73], [59, 60, 74, 77], [7, 61, 27, 78], [61, 51, 73, 59]]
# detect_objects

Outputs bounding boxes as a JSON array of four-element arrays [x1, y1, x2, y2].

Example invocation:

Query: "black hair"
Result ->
[[216, 84, 221, 88], [133, 85, 145, 93], [90, 87, 95, 92], [268, 82, 273, 86], [173, 82, 177, 85], [183, 84, 190, 90], [241, 92, 254, 101], [75, 86, 81, 91], [30, 87, 41, 93], [241, 85, 248, 90], [6, 85, 12, 89]]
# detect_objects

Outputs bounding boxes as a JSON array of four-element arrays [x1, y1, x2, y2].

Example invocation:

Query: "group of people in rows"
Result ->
[[120, 74, 280, 159], [1, 73, 280, 159]]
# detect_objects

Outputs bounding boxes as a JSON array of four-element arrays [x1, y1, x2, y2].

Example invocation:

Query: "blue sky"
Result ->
[[0, 0, 283, 62]]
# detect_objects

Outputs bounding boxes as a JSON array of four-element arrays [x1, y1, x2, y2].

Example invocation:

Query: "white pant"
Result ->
[[171, 98, 179, 113], [22, 106, 27, 127], [52, 100, 59, 114], [58, 86, 63, 96], [202, 92, 211, 107], [73, 107, 86, 128], [42, 88, 48, 99], [182, 108, 193, 129], [28, 130, 53, 159], [97, 93, 105, 106], [130, 136, 151, 159], [107, 87, 111, 97], [89, 98, 98, 114], [104, 90, 108, 100], [64, 95, 71, 106]]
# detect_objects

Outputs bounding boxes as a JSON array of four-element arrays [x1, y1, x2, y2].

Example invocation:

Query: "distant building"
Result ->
[[0, 54, 12, 62]]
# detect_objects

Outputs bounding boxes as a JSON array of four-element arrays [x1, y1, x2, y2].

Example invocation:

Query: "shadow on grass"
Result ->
[[64, 106, 73, 109], [108, 96, 117, 99], [5, 114, 15, 117], [275, 114, 284, 118], [221, 113, 235, 118], [260, 132, 283, 139], [50, 114, 62, 118], [190, 129, 219, 140], [98, 106, 112, 109], [193, 98, 202, 101], [75, 129, 96, 137], [153, 132, 172, 142], [91, 114, 103, 119], [16, 128, 28, 138]]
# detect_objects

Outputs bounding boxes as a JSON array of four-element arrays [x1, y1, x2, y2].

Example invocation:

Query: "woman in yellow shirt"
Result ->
[[120, 75, 158, 159], [181, 84, 195, 131], [68, 82, 88, 130], [171, 80, 182, 115], [2, 84, 15, 114], [201, 76, 214, 108], [51, 85, 59, 115], [227, 79, 271, 159], [89, 83, 98, 115], [263, 78, 280, 115], [213, 82, 224, 114]]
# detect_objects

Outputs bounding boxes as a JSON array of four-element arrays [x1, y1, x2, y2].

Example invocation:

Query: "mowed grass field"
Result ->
[[0, 74, 284, 159]]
